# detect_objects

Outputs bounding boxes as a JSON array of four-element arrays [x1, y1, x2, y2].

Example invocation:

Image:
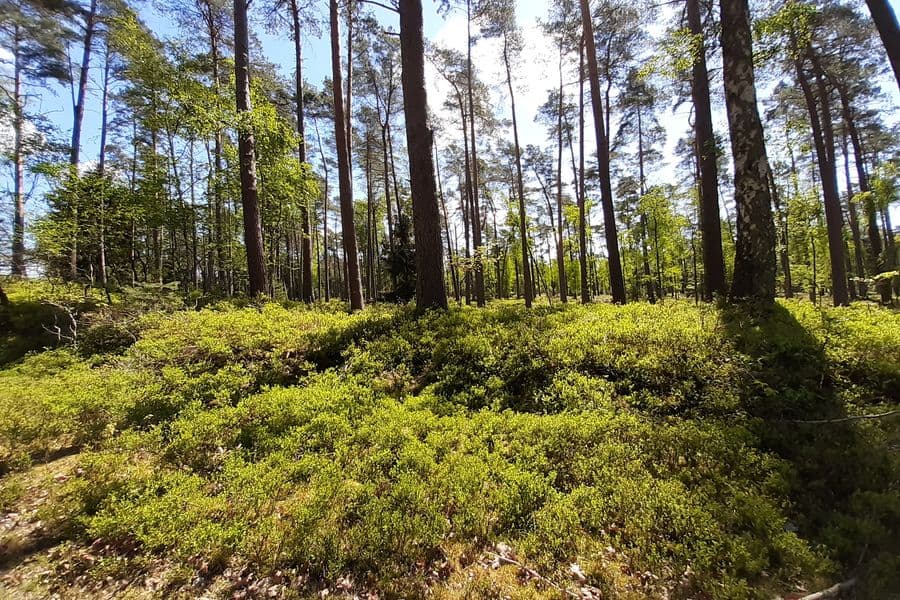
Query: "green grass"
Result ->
[[1, 280, 898, 598]]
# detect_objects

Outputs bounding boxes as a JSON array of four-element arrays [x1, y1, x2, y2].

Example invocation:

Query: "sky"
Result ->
[[2, 0, 899, 257]]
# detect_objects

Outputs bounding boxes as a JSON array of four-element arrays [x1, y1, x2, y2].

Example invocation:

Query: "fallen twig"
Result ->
[[486, 552, 580, 598], [795, 577, 856, 600]]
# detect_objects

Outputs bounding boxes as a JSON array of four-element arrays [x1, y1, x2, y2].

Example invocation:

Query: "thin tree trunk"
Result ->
[[330, 0, 364, 310], [289, 0, 314, 303], [234, 0, 268, 296], [841, 133, 866, 297], [555, 46, 568, 302], [97, 37, 111, 290], [11, 27, 26, 277], [381, 125, 395, 246], [579, 0, 626, 303], [503, 34, 533, 308], [797, 50, 849, 306], [467, 0, 485, 306], [435, 140, 460, 303], [766, 160, 793, 298], [68, 0, 98, 280], [577, 37, 589, 304], [637, 107, 655, 302]]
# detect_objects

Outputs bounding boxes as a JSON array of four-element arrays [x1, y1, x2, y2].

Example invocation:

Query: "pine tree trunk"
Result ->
[[688, 0, 726, 300], [398, 0, 449, 312], [720, 0, 776, 301], [556, 48, 568, 303], [841, 134, 866, 297], [503, 35, 533, 308], [435, 141, 461, 303], [290, 0, 314, 303], [838, 88, 883, 265], [68, 0, 98, 280], [98, 38, 111, 289], [11, 27, 26, 277], [766, 161, 793, 298], [796, 51, 849, 306], [579, 0, 626, 303], [865, 0, 900, 89], [466, 0, 485, 306], [233, 0, 268, 297], [330, 0, 364, 310], [577, 39, 589, 304]]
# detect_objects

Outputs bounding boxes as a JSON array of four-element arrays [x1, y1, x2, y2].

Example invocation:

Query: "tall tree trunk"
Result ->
[[233, 0, 268, 296], [578, 37, 589, 304], [435, 141, 460, 303], [289, 0, 314, 303], [97, 37, 111, 289], [68, 0, 99, 280], [841, 133, 866, 297], [865, 0, 900, 89], [70, 0, 97, 167], [555, 48, 568, 303], [466, 0, 485, 306], [11, 27, 26, 277], [796, 51, 849, 306], [720, 0, 776, 301], [207, 19, 227, 289], [637, 107, 655, 302], [329, 0, 364, 310], [460, 105, 473, 305], [381, 125, 395, 246], [503, 34, 533, 308], [838, 87, 883, 265], [365, 136, 375, 300], [766, 161, 793, 298], [579, 0, 626, 303], [687, 0, 726, 300]]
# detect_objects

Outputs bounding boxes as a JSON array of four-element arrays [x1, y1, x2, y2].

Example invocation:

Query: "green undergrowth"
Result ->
[[1, 280, 898, 598]]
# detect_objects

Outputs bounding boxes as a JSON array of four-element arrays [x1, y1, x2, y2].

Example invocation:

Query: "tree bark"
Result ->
[[503, 34, 533, 308], [841, 133, 866, 296], [865, 0, 900, 90], [579, 0, 626, 303], [289, 0, 314, 303], [435, 141, 460, 303], [578, 37, 589, 304], [555, 48, 568, 303], [687, 0, 726, 300], [233, 0, 268, 297], [466, 0, 485, 306], [330, 0, 365, 310], [98, 37, 111, 289], [11, 26, 26, 277], [70, 0, 97, 168], [796, 50, 849, 306], [766, 160, 793, 298], [720, 0, 776, 301], [399, 0, 447, 310]]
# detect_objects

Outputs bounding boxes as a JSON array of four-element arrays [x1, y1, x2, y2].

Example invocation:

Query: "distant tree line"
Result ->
[[2, 0, 898, 309]]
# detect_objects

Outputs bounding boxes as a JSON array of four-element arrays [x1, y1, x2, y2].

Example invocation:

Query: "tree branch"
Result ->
[[796, 578, 856, 600]]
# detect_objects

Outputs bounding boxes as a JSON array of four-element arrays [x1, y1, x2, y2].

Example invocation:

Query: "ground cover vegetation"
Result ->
[[0, 280, 897, 598]]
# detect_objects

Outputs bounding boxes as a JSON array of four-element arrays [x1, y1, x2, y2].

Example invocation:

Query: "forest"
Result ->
[[1, 0, 899, 597]]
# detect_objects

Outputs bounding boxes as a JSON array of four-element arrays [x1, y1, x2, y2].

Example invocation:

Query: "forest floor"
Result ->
[[0, 280, 898, 599]]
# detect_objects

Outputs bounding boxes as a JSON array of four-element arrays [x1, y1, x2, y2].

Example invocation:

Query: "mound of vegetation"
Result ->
[[0, 281, 898, 599]]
